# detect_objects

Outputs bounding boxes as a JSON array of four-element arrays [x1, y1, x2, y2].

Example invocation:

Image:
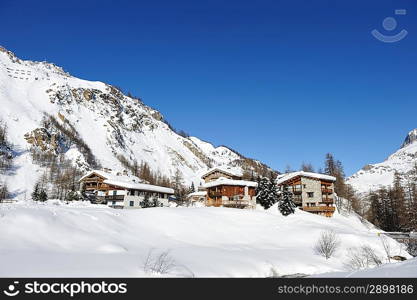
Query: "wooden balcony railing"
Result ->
[[302, 206, 335, 212], [222, 199, 251, 206], [321, 198, 334, 204], [321, 188, 333, 194], [208, 191, 223, 197], [105, 195, 125, 201], [293, 196, 302, 204]]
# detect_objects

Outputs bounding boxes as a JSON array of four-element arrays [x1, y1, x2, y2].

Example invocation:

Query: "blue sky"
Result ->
[[1, 0, 416, 175]]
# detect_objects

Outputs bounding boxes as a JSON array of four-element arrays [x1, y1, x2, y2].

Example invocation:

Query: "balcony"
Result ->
[[208, 191, 223, 198], [321, 188, 333, 194], [105, 195, 125, 201], [206, 199, 222, 207], [321, 197, 334, 204], [293, 196, 302, 204], [302, 206, 335, 212], [292, 189, 302, 195]]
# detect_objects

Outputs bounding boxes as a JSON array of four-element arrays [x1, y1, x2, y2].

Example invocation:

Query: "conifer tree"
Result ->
[[151, 195, 162, 207], [256, 177, 277, 209], [38, 188, 48, 202], [278, 186, 296, 216], [32, 183, 39, 201], [140, 192, 152, 208]]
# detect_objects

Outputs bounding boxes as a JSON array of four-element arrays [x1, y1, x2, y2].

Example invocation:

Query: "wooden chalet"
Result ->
[[276, 171, 336, 217], [202, 177, 257, 209], [79, 170, 174, 209]]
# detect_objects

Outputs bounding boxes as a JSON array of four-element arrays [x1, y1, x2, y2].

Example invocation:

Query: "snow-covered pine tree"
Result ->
[[256, 177, 278, 209], [140, 192, 152, 208], [268, 179, 279, 206], [151, 195, 162, 207], [31, 183, 39, 201], [278, 186, 296, 216], [38, 188, 48, 202]]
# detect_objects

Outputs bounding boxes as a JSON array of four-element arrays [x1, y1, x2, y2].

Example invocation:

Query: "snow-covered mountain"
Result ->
[[0, 46, 271, 198], [347, 129, 417, 194]]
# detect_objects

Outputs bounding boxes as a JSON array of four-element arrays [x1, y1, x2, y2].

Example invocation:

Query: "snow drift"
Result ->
[[0, 202, 411, 277]]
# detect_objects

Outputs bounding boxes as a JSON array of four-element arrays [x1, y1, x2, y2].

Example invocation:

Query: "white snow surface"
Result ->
[[0, 46, 266, 199], [103, 179, 174, 194], [202, 177, 258, 188], [313, 258, 417, 278], [0, 201, 412, 277]]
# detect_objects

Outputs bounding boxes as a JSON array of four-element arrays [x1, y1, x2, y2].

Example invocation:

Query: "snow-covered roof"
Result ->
[[187, 191, 207, 198], [103, 179, 174, 194], [79, 170, 174, 194], [202, 177, 257, 188], [79, 169, 141, 183], [201, 166, 243, 179], [276, 171, 336, 185]]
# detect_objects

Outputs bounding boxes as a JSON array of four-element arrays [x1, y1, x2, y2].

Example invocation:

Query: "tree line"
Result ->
[[0, 120, 13, 201]]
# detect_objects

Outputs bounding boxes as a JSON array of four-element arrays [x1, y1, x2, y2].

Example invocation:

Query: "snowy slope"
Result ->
[[0, 202, 411, 277], [313, 258, 417, 278], [347, 129, 417, 194], [0, 46, 271, 198]]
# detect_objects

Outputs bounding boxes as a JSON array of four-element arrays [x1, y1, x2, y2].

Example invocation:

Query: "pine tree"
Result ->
[[151, 195, 162, 207], [268, 179, 280, 206], [32, 183, 40, 201], [278, 186, 296, 216], [38, 189, 48, 202], [172, 169, 186, 206], [256, 177, 277, 209], [0, 182, 9, 201], [140, 192, 152, 208]]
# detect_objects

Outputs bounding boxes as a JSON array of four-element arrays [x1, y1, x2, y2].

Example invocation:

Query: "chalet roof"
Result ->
[[276, 171, 336, 185], [186, 191, 207, 198], [79, 170, 174, 194], [79, 169, 140, 183], [103, 179, 174, 194], [202, 177, 257, 188], [201, 166, 243, 179]]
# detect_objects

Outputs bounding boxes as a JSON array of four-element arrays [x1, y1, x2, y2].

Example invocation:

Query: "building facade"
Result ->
[[79, 170, 174, 209], [202, 177, 257, 209], [276, 171, 336, 217]]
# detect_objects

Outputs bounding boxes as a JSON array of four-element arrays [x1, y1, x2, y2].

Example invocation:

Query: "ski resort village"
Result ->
[[1, 45, 417, 278]]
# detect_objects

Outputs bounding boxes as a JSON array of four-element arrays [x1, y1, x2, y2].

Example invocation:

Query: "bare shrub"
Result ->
[[344, 245, 383, 271], [379, 235, 392, 263], [142, 249, 194, 277], [142, 249, 177, 275], [313, 230, 340, 259]]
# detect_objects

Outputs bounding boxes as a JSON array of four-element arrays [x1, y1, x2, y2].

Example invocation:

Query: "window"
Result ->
[[129, 201, 134, 207], [307, 192, 314, 198], [113, 190, 117, 196]]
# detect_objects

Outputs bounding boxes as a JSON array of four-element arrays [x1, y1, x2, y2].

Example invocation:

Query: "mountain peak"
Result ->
[[401, 129, 417, 149], [0, 45, 70, 77]]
